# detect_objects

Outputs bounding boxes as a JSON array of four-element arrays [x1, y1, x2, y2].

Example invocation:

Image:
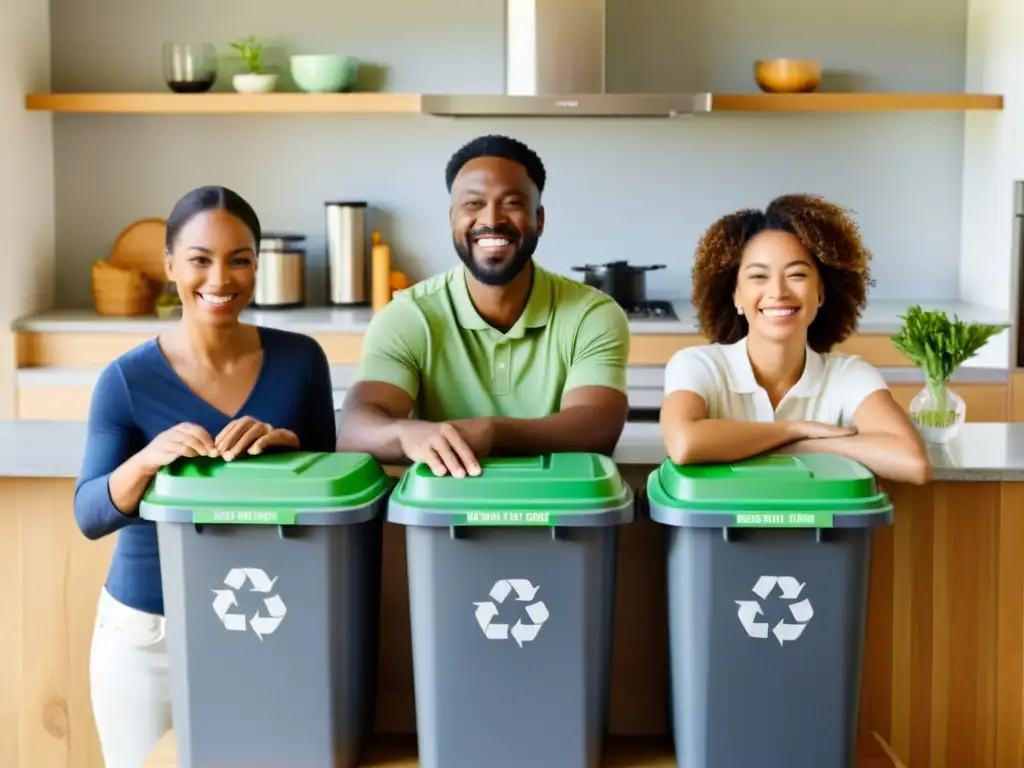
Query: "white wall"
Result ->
[[959, 0, 1024, 366], [49, 0, 972, 307], [0, 0, 55, 417]]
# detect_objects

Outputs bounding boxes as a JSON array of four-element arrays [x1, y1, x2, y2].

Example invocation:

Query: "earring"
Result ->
[[736, 306, 744, 316]]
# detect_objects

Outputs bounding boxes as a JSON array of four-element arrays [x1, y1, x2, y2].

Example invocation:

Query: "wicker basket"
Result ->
[[91, 260, 155, 316]]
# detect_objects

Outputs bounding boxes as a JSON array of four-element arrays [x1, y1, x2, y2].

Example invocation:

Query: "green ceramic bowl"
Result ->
[[290, 54, 359, 93]]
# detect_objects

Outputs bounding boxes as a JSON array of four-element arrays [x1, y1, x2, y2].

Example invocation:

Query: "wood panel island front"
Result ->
[[2, 420, 1023, 768]]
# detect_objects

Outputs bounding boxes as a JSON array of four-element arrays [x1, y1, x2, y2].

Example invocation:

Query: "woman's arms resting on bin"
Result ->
[[659, 391, 852, 466], [660, 388, 932, 485], [777, 389, 932, 485]]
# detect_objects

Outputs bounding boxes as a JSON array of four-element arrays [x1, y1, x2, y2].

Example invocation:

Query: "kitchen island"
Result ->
[[2, 420, 1023, 768]]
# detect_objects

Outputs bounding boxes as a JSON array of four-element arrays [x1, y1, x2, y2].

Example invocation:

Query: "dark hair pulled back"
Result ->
[[164, 185, 262, 253]]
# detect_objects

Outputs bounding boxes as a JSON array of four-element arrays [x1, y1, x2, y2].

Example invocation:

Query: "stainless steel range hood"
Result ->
[[420, 0, 712, 117]]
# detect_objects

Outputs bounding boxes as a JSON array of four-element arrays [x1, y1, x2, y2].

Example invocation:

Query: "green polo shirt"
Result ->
[[353, 264, 630, 422]]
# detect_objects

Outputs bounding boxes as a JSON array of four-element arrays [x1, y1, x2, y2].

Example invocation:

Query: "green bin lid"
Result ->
[[387, 453, 634, 528], [139, 451, 389, 526], [646, 453, 893, 529]]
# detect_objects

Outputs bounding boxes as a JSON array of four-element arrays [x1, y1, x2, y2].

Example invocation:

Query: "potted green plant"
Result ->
[[890, 305, 1005, 444], [230, 35, 277, 93]]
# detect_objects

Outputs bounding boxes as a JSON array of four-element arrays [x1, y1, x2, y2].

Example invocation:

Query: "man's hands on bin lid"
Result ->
[[397, 418, 494, 478], [215, 416, 299, 461], [137, 422, 218, 474]]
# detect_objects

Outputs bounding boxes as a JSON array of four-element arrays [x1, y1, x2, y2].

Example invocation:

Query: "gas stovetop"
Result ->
[[624, 300, 677, 320]]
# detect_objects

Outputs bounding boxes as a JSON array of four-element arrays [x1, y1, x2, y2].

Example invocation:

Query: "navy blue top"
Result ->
[[73, 326, 337, 616]]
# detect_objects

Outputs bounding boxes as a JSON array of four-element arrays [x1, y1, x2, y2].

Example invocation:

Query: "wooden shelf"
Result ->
[[24, 92, 424, 114], [712, 92, 1003, 111], [25, 91, 1003, 114]]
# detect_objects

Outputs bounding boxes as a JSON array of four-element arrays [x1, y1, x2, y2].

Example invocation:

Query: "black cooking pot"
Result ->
[[571, 261, 667, 309]]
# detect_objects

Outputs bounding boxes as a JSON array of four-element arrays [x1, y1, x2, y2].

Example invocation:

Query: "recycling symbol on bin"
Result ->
[[735, 575, 814, 646], [474, 579, 549, 648], [212, 567, 287, 642]]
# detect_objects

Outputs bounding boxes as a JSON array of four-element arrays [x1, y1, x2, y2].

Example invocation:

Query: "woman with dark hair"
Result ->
[[661, 193, 931, 485], [74, 185, 337, 766]]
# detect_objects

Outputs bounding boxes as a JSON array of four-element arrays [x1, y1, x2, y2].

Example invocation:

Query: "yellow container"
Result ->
[[371, 231, 392, 312]]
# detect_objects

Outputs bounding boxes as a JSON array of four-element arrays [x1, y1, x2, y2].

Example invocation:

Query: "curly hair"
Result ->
[[691, 193, 873, 353], [445, 134, 546, 195]]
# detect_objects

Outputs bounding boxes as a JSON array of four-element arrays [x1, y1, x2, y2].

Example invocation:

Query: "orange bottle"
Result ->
[[370, 231, 392, 312]]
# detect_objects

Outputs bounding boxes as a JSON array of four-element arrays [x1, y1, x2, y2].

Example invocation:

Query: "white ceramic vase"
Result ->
[[232, 73, 278, 93], [908, 381, 966, 444]]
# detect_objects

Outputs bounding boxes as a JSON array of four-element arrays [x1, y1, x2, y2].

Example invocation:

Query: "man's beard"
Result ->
[[453, 227, 540, 287]]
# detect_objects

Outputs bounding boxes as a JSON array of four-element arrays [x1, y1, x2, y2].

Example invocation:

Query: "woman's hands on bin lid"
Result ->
[[137, 422, 218, 474], [397, 418, 494, 478], [215, 416, 299, 461]]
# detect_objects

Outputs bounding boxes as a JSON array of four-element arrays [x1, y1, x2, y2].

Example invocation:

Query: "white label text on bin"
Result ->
[[733, 511, 833, 527], [193, 509, 296, 525], [461, 511, 553, 526]]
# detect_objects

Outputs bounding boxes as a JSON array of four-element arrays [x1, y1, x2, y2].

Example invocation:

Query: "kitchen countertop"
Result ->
[[10, 298, 1012, 336], [4, 419, 1023, 482], [12, 361, 1010, 389]]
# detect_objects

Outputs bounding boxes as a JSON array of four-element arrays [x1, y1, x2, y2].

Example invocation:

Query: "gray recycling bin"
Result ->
[[646, 453, 894, 768], [387, 454, 635, 768], [139, 451, 390, 768]]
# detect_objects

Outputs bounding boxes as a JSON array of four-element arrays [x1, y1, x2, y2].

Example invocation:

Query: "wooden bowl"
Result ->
[[91, 260, 156, 317], [754, 59, 822, 93]]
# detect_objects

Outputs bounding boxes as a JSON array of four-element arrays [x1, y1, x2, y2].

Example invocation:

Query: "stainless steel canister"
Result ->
[[325, 201, 368, 306], [253, 233, 306, 308]]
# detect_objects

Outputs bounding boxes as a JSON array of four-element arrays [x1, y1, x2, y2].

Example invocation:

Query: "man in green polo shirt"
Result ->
[[337, 134, 630, 477]]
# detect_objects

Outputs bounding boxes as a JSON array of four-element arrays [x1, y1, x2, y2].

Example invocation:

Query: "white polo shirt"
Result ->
[[663, 337, 889, 428]]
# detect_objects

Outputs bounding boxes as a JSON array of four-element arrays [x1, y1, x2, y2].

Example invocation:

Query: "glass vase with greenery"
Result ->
[[890, 305, 1004, 442]]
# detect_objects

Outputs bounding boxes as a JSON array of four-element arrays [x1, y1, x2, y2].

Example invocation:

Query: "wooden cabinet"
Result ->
[[1009, 371, 1024, 421]]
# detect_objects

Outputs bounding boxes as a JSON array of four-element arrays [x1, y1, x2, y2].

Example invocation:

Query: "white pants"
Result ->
[[89, 587, 172, 768]]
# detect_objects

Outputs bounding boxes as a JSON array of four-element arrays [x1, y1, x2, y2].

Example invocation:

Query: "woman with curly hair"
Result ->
[[660, 193, 931, 485]]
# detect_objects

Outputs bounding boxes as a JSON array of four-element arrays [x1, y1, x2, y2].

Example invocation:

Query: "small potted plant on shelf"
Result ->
[[890, 305, 1005, 444], [230, 35, 277, 93]]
